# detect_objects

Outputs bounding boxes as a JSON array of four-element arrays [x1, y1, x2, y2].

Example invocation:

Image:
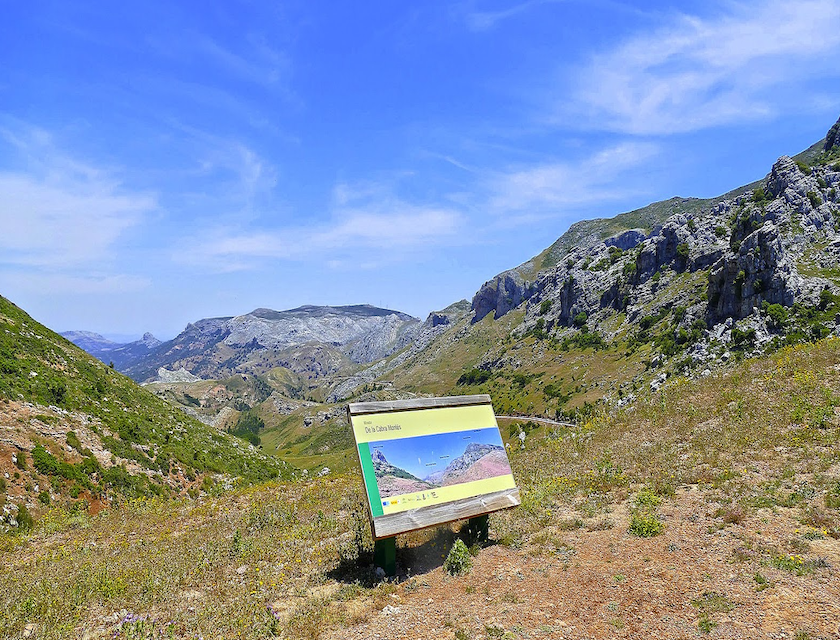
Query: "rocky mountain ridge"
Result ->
[[470, 119, 840, 349], [101, 305, 421, 385]]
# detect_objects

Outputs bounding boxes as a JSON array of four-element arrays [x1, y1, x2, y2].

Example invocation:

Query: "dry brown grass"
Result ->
[[3, 339, 840, 639]]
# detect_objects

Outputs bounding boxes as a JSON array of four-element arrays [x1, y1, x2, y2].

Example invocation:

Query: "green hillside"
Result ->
[[0, 295, 293, 526]]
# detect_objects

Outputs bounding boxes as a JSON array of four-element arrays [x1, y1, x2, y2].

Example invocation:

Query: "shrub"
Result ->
[[629, 512, 663, 537], [676, 242, 690, 261], [572, 311, 588, 328], [539, 299, 552, 315], [38, 491, 50, 505], [807, 191, 822, 208], [796, 160, 813, 175], [457, 369, 492, 386], [66, 430, 81, 451], [530, 317, 548, 340], [715, 225, 728, 238], [731, 327, 756, 351], [608, 246, 624, 264], [443, 539, 473, 576], [764, 302, 788, 328], [16, 503, 34, 531], [819, 288, 837, 310]]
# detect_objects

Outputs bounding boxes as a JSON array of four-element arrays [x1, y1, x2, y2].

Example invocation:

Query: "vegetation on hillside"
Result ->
[[2, 336, 838, 638], [0, 295, 292, 518]]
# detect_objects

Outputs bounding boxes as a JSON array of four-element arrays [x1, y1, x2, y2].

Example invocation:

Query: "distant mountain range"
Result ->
[[61, 330, 162, 370], [59, 114, 840, 465], [63, 304, 421, 386]]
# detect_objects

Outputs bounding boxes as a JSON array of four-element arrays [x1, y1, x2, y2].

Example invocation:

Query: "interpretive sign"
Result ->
[[348, 395, 520, 539]]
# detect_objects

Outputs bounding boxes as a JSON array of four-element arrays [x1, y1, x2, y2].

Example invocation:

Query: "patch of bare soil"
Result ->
[[327, 488, 840, 640]]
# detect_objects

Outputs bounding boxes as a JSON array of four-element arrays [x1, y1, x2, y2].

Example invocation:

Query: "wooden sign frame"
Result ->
[[347, 394, 521, 540]]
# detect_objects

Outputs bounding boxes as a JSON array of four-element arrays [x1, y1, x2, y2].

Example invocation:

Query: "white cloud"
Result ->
[[177, 197, 464, 270], [487, 142, 658, 214], [0, 125, 156, 268], [562, 0, 840, 134], [464, 0, 564, 31]]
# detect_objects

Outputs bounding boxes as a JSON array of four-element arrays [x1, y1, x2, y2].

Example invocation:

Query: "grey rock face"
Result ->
[[152, 367, 202, 383], [472, 270, 530, 323], [825, 115, 840, 151], [605, 229, 647, 251], [121, 305, 420, 383]]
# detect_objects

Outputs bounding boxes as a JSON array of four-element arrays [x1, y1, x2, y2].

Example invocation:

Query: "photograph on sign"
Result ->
[[349, 399, 518, 528], [370, 427, 513, 513]]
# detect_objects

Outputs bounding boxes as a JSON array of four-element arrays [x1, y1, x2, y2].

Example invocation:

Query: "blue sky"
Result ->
[[2, 1, 840, 340]]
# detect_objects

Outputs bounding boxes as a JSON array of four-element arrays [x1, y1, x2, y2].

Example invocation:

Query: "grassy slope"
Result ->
[[3, 337, 838, 638], [0, 295, 292, 513]]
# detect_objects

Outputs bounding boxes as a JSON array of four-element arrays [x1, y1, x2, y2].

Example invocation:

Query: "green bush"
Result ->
[[629, 512, 663, 537], [443, 539, 473, 576], [676, 242, 690, 261], [572, 311, 588, 328], [66, 430, 81, 451], [763, 302, 788, 328], [796, 160, 813, 175], [807, 191, 822, 208], [539, 299, 552, 315], [457, 368, 492, 386], [16, 503, 34, 531]]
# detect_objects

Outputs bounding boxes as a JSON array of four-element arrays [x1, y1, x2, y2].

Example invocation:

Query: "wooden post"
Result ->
[[374, 537, 396, 577], [467, 514, 489, 545]]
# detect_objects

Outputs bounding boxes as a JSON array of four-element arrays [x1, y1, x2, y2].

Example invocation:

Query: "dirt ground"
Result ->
[[328, 488, 840, 640]]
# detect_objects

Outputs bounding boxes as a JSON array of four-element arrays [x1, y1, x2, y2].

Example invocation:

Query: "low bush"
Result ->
[[443, 539, 473, 576]]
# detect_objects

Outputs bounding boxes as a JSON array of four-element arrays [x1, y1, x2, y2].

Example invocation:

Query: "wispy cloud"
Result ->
[[560, 0, 840, 134], [0, 123, 156, 269], [177, 181, 465, 271], [463, 0, 564, 31], [487, 142, 658, 216]]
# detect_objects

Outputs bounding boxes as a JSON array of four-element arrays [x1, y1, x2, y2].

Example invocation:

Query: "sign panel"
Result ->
[[348, 395, 520, 539]]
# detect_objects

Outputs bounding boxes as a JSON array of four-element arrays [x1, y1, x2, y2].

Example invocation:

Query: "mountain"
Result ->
[[62, 330, 162, 370], [56, 116, 840, 476], [423, 442, 508, 486], [112, 305, 420, 385], [371, 448, 434, 498], [0, 294, 292, 526], [351, 114, 840, 419], [59, 330, 121, 354]]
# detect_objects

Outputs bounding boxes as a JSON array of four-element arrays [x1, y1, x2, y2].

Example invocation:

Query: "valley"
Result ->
[[2, 117, 840, 639]]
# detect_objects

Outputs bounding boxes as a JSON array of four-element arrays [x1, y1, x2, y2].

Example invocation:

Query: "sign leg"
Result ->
[[374, 537, 396, 577], [467, 514, 489, 544]]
